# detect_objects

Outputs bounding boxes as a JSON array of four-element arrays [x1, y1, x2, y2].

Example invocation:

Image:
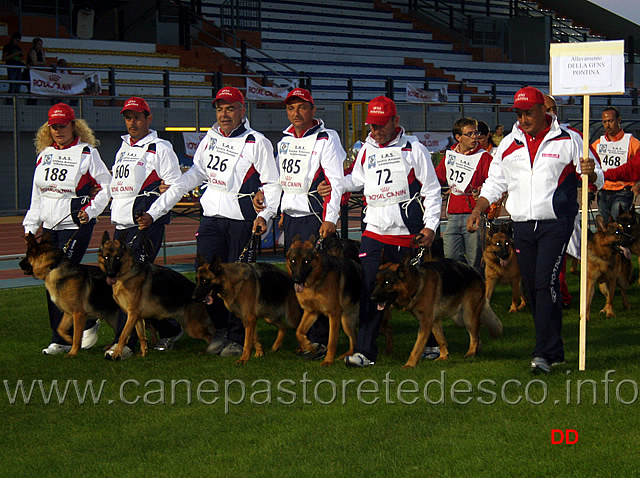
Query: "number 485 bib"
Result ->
[[278, 134, 317, 194]]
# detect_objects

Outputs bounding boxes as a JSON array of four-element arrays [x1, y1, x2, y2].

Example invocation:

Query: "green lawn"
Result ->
[[1, 268, 639, 476]]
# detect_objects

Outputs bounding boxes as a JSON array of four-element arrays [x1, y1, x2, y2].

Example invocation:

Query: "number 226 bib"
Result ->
[[205, 136, 247, 192]]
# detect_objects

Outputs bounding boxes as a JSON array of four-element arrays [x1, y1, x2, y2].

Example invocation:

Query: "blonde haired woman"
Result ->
[[24, 103, 112, 355]]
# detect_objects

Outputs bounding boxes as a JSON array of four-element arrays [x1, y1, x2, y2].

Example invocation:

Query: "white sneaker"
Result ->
[[345, 352, 374, 367], [422, 346, 440, 360], [154, 329, 184, 351], [81, 319, 101, 349], [104, 344, 134, 360], [42, 343, 71, 355]]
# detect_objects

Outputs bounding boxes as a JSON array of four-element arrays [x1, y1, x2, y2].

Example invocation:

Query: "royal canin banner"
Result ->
[[406, 84, 448, 103], [412, 131, 453, 153], [245, 78, 289, 101], [182, 132, 207, 158], [30, 69, 102, 96]]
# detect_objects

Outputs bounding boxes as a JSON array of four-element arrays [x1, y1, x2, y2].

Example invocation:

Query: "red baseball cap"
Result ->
[[48, 103, 76, 125], [121, 96, 151, 114], [511, 86, 545, 110], [285, 88, 314, 105], [215, 86, 245, 105], [366, 96, 397, 125]]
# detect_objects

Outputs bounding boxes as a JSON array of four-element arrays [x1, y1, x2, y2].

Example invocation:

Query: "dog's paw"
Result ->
[[319, 359, 334, 367]]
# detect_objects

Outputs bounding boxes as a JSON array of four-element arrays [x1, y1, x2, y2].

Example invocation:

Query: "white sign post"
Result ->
[[549, 40, 625, 371]]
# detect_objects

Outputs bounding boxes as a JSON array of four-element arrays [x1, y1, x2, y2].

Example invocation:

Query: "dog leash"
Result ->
[[409, 234, 427, 266], [237, 226, 262, 263]]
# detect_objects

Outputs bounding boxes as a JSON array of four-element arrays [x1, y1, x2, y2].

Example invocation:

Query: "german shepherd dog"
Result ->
[[616, 206, 640, 285], [192, 254, 302, 364], [98, 231, 213, 359], [585, 215, 633, 320], [21, 232, 119, 357], [483, 222, 527, 313], [286, 236, 361, 366], [371, 255, 503, 368]]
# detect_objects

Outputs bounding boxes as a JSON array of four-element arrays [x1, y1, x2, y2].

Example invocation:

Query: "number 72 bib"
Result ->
[[363, 147, 410, 206]]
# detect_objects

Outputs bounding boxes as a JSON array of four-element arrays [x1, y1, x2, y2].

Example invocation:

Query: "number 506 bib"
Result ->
[[364, 147, 410, 206], [205, 136, 247, 192]]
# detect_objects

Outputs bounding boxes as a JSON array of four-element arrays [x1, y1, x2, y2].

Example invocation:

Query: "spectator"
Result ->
[[26, 37, 47, 68], [343, 96, 442, 367], [53, 58, 71, 74], [591, 107, 640, 222], [139, 87, 281, 358], [2, 32, 24, 94], [477, 120, 497, 156], [103, 97, 185, 360], [467, 86, 603, 374], [491, 124, 505, 146], [435, 117, 493, 274], [23, 103, 112, 355]]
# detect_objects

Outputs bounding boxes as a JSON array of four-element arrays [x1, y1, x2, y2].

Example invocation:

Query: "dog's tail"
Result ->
[[480, 299, 503, 338]]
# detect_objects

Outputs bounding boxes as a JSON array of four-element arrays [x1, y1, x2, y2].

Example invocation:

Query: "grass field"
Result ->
[[2, 267, 640, 476]]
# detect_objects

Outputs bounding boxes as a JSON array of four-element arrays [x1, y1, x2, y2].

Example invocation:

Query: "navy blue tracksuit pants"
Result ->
[[512, 216, 575, 363]]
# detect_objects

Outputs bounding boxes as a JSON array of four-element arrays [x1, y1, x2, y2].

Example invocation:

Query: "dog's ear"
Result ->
[[24, 232, 36, 247], [380, 249, 388, 265], [401, 251, 413, 267], [308, 234, 316, 245], [595, 215, 607, 232], [196, 253, 208, 268], [291, 234, 302, 246], [617, 203, 628, 219], [101, 230, 110, 245], [506, 221, 514, 238], [40, 230, 53, 245]]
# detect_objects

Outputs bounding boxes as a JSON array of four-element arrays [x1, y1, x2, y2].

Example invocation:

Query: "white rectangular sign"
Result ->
[[30, 69, 102, 96], [406, 83, 448, 103], [550, 40, 624, 96], [245, 77, 289, 101]]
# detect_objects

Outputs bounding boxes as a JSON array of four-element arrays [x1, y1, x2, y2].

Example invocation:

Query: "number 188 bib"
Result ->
[[35, 146, 83, 199]]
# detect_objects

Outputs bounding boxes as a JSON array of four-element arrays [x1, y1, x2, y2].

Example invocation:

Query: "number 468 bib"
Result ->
[[363, 147, 410, 206]]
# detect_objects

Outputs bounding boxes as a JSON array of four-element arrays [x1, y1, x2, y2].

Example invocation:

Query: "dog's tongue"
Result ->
[[499, 259, 508, 268], [376, 303, 386, 311], [294, 283, 304, 293], [205, 292, 214, 306], [620, 246, 632, 260], [106, 277, 116, 286]]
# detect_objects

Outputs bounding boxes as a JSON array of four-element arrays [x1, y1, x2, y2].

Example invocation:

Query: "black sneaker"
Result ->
[[297, 343, 327, 361], [530, 357, 551, 374]]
